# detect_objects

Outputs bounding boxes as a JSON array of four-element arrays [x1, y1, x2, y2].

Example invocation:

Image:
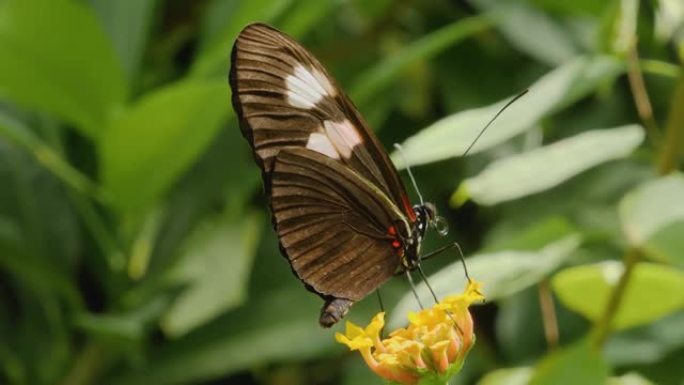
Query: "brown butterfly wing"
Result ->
[[271, 148, 403, 302], [229, 23, 416, 221], [229, 23, 417, 325]]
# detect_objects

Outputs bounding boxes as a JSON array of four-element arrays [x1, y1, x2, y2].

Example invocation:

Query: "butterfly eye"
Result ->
[[433, 216, 449, 236]]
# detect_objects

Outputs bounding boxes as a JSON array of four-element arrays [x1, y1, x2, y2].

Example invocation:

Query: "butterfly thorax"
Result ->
[[400, 203, 438, 270]]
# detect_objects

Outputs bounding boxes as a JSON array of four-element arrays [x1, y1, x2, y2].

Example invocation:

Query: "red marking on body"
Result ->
[[402, 195, 417, 222], [392, 240, 401, 249], [388, 226, 396, 236]]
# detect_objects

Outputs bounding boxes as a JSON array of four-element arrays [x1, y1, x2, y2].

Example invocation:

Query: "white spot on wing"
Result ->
[[285, 64, 335, 109], [324, 119, 363, 159], [306, 132, 340, 159], [313, 68, 336, 96]]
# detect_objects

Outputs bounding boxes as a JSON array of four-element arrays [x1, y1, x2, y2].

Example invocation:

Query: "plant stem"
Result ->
[[538, 280, 559, 351], [58, 341, 109, 385], [626, 46, 660, 145], [592, 248, 640, 346], [593, 66, 684, 347], [657, 72, 684, 174]]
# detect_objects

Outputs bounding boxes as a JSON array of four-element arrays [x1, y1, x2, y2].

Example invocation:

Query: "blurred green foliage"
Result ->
[[0, 0, 682, 384]]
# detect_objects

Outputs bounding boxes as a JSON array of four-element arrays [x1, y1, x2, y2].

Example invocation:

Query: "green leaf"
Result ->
[[349, 16, 491, 106], [472, 0, 579, 66], [390, 235, 581, 328], [612, 0, 639, 55], [552, 261, 684, 330], [642, 221, 684, 267], [606, 312, 684, 365], [162, 212, 262, 337], [607, 373, 655, 385], [0, 114, 100, 197], [0, 219, 81, 309], [91, 0, 159, 85], [101, 79, 230, 210], [191, 0, 292, 78], [452, 125, 644, 206], [74, 296, 169, 341], [111, 287, 335, 385], [529, 339, 609, 385], [618, 173, 684, 246], [478, 367, 533, 385], [392, 56, 624, 168], [0, 142, 82, 287], [485, 216, 577, 252], [0, 0, 127, 137]]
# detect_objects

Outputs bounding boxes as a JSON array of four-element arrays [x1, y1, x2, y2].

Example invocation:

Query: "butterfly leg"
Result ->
[[419, 241, 471, 281], [319, 297, 354, 327], [405, 270, 425, 309], [375, 289, 385, 313]]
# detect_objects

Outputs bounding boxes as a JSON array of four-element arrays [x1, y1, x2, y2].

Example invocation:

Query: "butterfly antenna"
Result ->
[[462, 89, 529, 158], [405, 270, 425, 309], [394, 143, 424, 205]]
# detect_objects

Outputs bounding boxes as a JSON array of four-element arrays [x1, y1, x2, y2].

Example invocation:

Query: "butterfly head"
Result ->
[[415, 202, 449, 237]]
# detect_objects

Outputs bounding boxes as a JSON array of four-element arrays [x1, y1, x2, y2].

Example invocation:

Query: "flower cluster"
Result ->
[[336, 280, 484, 385]]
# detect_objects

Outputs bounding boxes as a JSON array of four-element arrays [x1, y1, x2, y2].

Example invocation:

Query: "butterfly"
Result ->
[[229, 23, 446, 327]]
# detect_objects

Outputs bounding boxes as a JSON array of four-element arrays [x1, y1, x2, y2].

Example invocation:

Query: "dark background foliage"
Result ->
[[0, 0, 682, 384]]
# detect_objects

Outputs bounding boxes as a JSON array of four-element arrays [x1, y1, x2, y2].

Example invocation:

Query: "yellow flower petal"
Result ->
[[334, 279, 485, 385]]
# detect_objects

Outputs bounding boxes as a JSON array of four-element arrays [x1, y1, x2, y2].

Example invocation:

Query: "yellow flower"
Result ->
[[336, 279, 485, 385]]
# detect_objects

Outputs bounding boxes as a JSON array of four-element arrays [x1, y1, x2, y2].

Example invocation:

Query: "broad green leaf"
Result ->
[[91, 0, 159, 85], [110, 287, 335, 385], [0, 218, 81, 309], [529, 339, 608, 385], [608, 373, 655, 385], [655, 0, 684, 56], [390, 235, 581, 327], [0, 0, 127, 138], [350, 16, 491, 106], [642, 221, 684, 267], [527, 0, 607, 15], [472, 0, 579, 66], [0, 142, 82, 283], [452, 125, 644, 206], [191, 0, 292, 78], [140, 128, 260, 277], [552, 261, 684, 330], [611, 0, 638, 54], [478, 367, 532, 385], [392, 56, 624, 168], [162, 212, 262, 337], [0, 113, 35, 148], [619, 173, 684, 246], [485, 216, 577, 252], [101, 79, 230, 210], [74, 296, 169, 341], [0, 114, 100, 197]]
